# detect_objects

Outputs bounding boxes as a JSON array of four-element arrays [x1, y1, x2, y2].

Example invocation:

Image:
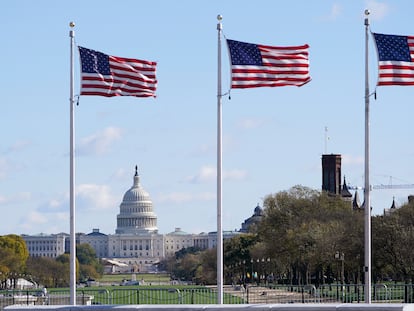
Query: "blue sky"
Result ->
[[1, 0, 413, 236]]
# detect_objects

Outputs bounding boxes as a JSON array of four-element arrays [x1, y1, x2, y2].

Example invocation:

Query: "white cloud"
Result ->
[[24, 211, 49, 225], [48, 198, 64, 209], [190, 143, 214, 157], [6, 140, 31, 154], [224, 169, 248, 181], [110, 168, 129, 181], [185, 165, 248, 183], [157, 191, 215, 203], [342, 154, 364, 166], [365, 0, 390, 20], [185, 165, 216, 183], [319, 3, 342, 21], [328, 3, 342, 20], [76, 183, 118, 210], [37, 196, 67, 213], [19, 210, 68, 234], [32, 182, 116, 218], [0, 157, 11, 180], [236, 118, 265, 130], [0, 191, 31, 205], [77, 127, 123, 156]]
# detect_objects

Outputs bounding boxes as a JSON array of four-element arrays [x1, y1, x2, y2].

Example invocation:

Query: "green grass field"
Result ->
[[97, 273, 171, 285], [75, 286, 243, 304], [75, 273, 245, 304]]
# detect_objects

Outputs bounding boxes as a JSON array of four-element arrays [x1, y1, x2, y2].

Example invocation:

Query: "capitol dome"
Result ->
[[115, 166, 158, 234], [122, 179, 151, 202]]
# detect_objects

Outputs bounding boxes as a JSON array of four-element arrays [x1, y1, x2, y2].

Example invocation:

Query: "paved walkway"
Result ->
[[224, 285, 321, 304]]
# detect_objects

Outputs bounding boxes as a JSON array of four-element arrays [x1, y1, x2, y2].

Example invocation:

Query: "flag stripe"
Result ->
[[80, 77, 157, 92], [78, 46, 157, 97], [373, 33, 414, 86], [227, 39, 310, 89], [80, 90, 156, 97], [81, 73, 157, 87], [232, 67, 309, 74]]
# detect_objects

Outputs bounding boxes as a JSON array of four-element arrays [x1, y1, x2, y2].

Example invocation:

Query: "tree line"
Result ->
[[160, 185, 414, 286], [1, 185, 413, 288], [0, 238, 103, 289]]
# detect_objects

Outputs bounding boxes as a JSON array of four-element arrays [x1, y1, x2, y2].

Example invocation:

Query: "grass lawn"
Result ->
[[97, 273, 171, 285], [75, 285, 243, 304]]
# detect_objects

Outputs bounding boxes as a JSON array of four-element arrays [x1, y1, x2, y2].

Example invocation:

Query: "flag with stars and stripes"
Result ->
[[78, 46, 157, 97], [226, 39, 311, 89], [372, 33, 414, 86]]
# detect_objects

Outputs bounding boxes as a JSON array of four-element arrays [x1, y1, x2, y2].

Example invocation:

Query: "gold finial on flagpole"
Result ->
[[69, 21, 75, 28]]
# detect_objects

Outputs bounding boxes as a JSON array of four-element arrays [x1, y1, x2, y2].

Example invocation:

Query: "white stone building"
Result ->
[[23, 233, 68, 258], [79, 229, 108, 258], [24, 166, 241, 272]]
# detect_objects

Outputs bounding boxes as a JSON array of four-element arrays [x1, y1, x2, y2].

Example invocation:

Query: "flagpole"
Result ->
[[216, 14, 223, 304], [69, 21, 77, 305], [363, 10, 372, 304]]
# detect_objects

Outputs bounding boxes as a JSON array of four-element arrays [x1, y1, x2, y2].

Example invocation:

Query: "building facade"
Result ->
[[322, 154, 342, 195], [79, 229, 108, 258], [240, 203, 264, 233], [23, 233, 68, 258], [23, 166, 244, 272]]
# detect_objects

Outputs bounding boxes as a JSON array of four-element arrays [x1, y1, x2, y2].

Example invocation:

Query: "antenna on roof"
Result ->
[[324, 126, 330, 154]]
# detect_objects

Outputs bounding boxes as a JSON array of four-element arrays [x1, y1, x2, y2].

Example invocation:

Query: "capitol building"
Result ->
[[23, 166, 261, 273]]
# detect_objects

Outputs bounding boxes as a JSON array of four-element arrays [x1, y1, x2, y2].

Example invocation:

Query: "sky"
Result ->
[[1, 0, 414, 236]]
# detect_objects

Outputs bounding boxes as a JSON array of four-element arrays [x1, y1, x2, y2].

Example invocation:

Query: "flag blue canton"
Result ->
[[373, 33, 411, 62], [227, 40, 263, 65], [79, 47, 111, 75]]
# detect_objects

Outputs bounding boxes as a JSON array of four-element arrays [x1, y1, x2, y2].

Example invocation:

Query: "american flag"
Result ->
[[373, 33, 414, 86], [226, 39, 310, 89], [78, 46, 157, 97]]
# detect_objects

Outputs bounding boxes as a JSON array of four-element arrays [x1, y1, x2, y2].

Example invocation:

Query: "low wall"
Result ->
[[4, 304, 414, 311]]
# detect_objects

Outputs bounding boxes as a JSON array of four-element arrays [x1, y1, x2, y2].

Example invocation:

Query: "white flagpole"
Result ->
[[69, 21, 77, 305], [216, 14, 223, 304], [363, 10, 372, 304]]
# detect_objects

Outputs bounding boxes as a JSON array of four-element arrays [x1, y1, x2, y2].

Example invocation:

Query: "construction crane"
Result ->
[[344, 176, 414, 211], [372, 184, 414, 190], [347, 176, 414, 191], [348, 184, 414, 190]]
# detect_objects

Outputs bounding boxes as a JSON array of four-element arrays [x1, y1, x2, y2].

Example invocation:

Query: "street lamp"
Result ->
[[335, 251, 345, 301], [265, 258, 271, 285], [335, 251, 345, 284], [250, 259, 254, 282], [242, 260, 246, 284]]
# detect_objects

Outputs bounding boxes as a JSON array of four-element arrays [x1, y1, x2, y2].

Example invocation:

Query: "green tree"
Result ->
[[0, 234, 29, 288], [26, 256, 69, 288], [259, 186, 362, 285], [195, 248, 216, 285], [76, 243, 103, 281], [79, 264, 101, 282], [76, 244, 97, 265], [158, 255, 176, 278], [373, 204, 414, 284], [175, 253, 200, 282], [223, 234, 257, 284]]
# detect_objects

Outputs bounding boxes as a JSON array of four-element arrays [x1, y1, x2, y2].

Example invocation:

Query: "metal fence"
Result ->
[[2, 284, 414, 310]]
